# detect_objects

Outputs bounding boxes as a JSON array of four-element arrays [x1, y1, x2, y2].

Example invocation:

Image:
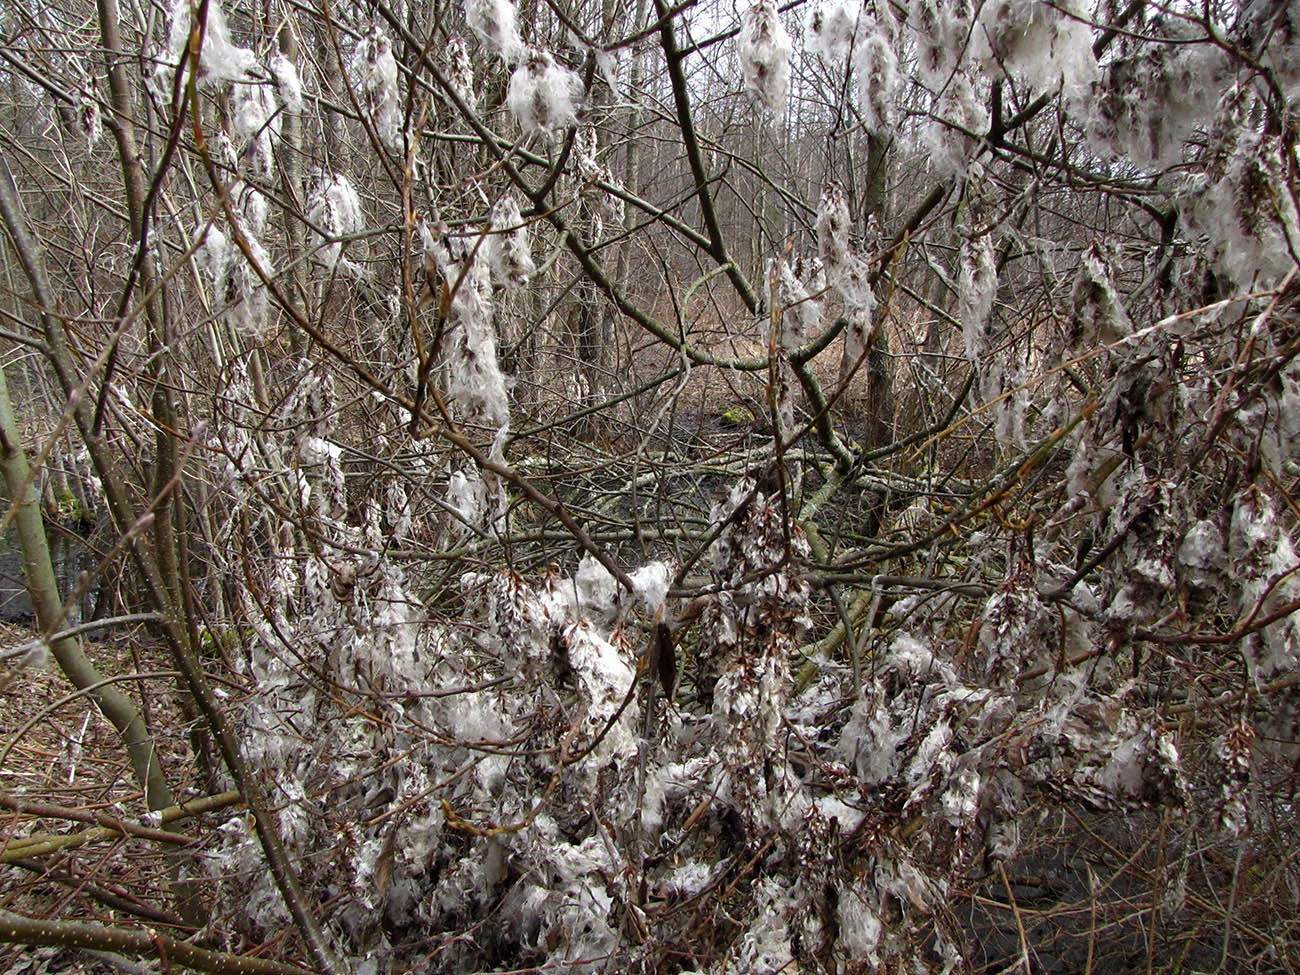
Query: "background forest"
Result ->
[[0, 0, 1298, 971]]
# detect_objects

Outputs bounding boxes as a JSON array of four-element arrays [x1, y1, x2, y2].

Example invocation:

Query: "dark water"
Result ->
[[0, 522, 94, 624]]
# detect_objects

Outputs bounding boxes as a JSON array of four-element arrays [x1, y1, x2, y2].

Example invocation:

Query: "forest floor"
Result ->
[[0, 623, 217, 974]]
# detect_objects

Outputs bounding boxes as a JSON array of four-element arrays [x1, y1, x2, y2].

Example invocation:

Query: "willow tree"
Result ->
[[0, 0, 1298, 971]]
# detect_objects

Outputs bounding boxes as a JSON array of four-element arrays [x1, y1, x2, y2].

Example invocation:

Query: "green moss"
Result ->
[[717, 406, 753, 426], [199, 626, 252, 657], [54, 490, 81, 521]]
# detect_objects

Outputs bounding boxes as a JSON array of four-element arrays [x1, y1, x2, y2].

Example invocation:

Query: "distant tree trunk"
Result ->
[[862, 329, 894, 450], [280, 24, 306, 358], [572, 197, 606, 433], [605, 0, 649, 386], [840, 132, 895, 451]]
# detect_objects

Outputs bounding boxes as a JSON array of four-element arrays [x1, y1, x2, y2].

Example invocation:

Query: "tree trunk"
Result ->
[[0, 363, 175, 815], [843, 131, 895, 451]]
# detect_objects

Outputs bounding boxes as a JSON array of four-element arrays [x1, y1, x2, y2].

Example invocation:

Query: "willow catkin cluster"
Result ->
[[739, 0, 792, 115]]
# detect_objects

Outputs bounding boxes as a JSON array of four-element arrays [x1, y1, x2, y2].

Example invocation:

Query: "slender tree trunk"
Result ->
[[573, 198, 605, 433], [843, 132, 895, 451], [0, 152, 345, 975], [280, 24, 307, 358], [97, 0, 226, 801], [0, 364, 174, 814]]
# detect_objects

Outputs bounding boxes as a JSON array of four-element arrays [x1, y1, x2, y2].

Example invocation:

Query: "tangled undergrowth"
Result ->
[[2, 0, 1300, 971]]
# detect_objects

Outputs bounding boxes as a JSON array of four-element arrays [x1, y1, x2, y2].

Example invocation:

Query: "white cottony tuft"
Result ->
[[299, 436, 341, 468], [724, 879, 797, 971], [196, 224, 230, 287], [307, 173, 365, 275], [563, 621, 640, 773], [212, 132, 239, 172], [775, 257, 824, 350], [924, 70, 990, 176], [595, 49, 621, 98], [1180, 127, 1300, 290], [574, 125, 603, 183], [855, 31, 898, 135], [349, 24, 402, 150], [269, 54, 304, 113], [1229, 488, 1300, 684], [79, 94, 101, 152], [233, 180, 267, 236], [739, 0, 792, 115], [958, 231, 997, 366], [816, 182, 876, 350], [911, 0, 975, 89], [986, 360, 1027, 450], [446, 469, 489, 528], [838, 254, 877, 365], [973, 0, 1098, 99], [196, 219, 272, 340], [1070, 243, 1132, 350], [231, 81, 279, 178], [488, 195, 535, 289], [66, 57, 102, 153], [862, 0, 899, 46], [506, 49, 583, 137], [570, 554, 620, 620], [161, 0, 257, 88], [573, 125, 627, 223], [816, 183, 852, 270], [854, 1, 900, 133], [1086, 24, 1229, 171], [465, 0, 524, 62], [628, 561, 673, 616], [806, 0, 860, 66], [1178, 519, 1225, 589], [447, 36, 478, 112], [422, 220, 510, 432]]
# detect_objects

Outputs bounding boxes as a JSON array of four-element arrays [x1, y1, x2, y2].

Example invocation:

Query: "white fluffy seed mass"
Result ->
[[162, 0, 257, 87], [230, 81, 279, 178], [307, 173, 365, 275], [269, 53, 304, 113], [806, 0, 860, 66], [958, 232, 997, 365], [465, 0, 524, 62], [446, 36, 478, 111], [775, 257, 824, 350], [924, 70, 990, 176], [739, 0, 792, 115], [488, 194, 535, 289], [816, 182, 852, 270], [856, 31, 898, 134], [348, 24, 402, 150], [506, 49, 583, 137], [974, 0, 1098, 100], [911, 0, 975, 89], [196, 220, 272, 340]]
